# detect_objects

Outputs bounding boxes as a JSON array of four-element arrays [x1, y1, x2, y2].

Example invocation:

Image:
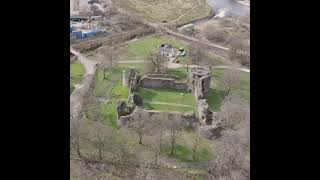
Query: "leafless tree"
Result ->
[[90, 4, 102, 16], [148, 113, 168, 165], [188, 43, 205, 65], [204, 25, 229, 44], [146, 50, 167, 74], [165, 114, 182, 156], [70, 116, 82, 158], [208, 130, 249, 180], [217, 66, 241, 97], [219, 95, 249, 130], [113, 13, 143, 30], [192, 129, 200, 161], [127, 112, 150, 144], [114, 135, 130, 163], [229, 38, 250, 67], [96, 127, 105, 162], [101, 41, 119, 73]]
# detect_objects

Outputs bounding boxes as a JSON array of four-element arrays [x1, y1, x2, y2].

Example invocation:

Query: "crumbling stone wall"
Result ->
[[188, 67, 211, 98], [118, 108, 197, 128], [187, 67, 214, 125], [139, 76, 190, 91], [123, 67, 141, 93]]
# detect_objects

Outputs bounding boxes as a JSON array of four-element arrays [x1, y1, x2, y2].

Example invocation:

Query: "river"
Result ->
[[207, 0, 250, 17]]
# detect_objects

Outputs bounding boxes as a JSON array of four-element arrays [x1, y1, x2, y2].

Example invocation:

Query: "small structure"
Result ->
[[159, 43, 176, 58]]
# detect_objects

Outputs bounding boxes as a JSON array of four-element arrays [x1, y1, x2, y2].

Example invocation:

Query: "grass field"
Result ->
[[212, 68, 250, 101], [163, 130, 213, 162], [119, 35, 225, 66], [90, 64, 145, 127], [167, 68, 188, 80], [144, 103, 194, 113], [138, 87, 196, 112], [206, 69, 250, 111], [70, 62, 85, 95], [114, 0, 211, 23], [119, 35, 191, 62]]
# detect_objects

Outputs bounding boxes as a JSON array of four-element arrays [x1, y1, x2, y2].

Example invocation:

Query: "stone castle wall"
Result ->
[[118, 108, 197, 128], [139, 76, 190, 91]]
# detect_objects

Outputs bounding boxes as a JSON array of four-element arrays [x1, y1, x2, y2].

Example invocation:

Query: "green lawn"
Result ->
[[71, 62, 85, 77], [167, 68, 188, 80], [144, 103, 194, 113], [119, 36, 191, 62], [138, 87, 196, 113], [163, 144, 209, 162], [163, 131, 212, 162], [206, 89, 224, 111], [93, 64, 145, 97], [70, 62, 85, 95], [138, 87, 196, 106], [88, 64, 146, 128], [91, 65, 139, 128], [119, 35, 225, 67], [212, 68, 250, 102]]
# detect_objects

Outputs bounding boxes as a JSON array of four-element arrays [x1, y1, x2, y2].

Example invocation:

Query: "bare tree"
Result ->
[[229, 38, 250, 67], [146, 50, 167, 74], [217, 66, 241, 97], [70, 116, 82, 158], [127, 112, 150, 144], [96, 127, 105, 162], [192, 129, 200, 161], [101, 42, 119, 75], [114, 134, 130, 163], [219, 95, 249, 130], [208, 130, 249, 180], [165, 114, 182, 156], [204, 25, 229, 44], [188, 43, 205, 65], [100, 62, 109, 80], [148, 113, 168, 165]]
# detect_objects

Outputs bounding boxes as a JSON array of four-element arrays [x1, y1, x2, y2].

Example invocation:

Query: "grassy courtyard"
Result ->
[[70, 61, 85, 95], [138, 87, 196, 113]]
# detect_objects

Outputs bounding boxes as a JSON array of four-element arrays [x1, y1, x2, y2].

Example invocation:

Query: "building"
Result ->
[[159, 43, 176, 57]]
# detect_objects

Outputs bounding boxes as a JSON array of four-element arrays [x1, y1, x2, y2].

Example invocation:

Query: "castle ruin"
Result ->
[[117, 66, 222, 139]]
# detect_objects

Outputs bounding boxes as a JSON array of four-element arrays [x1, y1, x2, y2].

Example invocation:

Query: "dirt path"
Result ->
[[70, 48, 98, 75], [174, 0, 202, 22], [117, 60, 145, 64], [167, 62, 250, 72], [70, 48, 98, 120], [117, 60, 250, 72]]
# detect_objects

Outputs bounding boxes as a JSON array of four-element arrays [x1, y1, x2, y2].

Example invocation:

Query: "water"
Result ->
[[178, 0, 250, 29], [207, 0, 250, 17]]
